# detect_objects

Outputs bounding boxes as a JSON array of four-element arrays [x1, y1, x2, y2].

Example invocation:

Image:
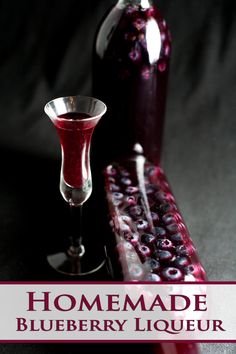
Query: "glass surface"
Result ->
[[44, 95, 107, 276], [104, 157, 206, 282]]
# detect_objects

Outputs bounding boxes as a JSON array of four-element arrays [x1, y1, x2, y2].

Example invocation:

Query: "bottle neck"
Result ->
[[117, 0, 153, 9]]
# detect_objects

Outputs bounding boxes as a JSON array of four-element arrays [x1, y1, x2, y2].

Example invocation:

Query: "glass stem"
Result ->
[[69, 205, 85, 257]]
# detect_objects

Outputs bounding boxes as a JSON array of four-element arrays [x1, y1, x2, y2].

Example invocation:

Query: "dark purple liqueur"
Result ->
[[93, 0, 171, 166]]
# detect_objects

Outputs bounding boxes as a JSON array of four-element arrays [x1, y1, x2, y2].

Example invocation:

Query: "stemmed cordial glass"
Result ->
[[44, 95, 107, 276]]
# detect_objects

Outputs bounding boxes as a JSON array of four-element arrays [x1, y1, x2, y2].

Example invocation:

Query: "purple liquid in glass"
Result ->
[[55, 112, 93, 189]]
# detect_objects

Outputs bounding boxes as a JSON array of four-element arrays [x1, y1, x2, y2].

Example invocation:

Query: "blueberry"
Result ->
[[130, 233, 140, 246], [119, 222, 131, 236], [119, 215, 132, 223], [146, 193, 156, 206], [145, 165, 159, 178], [128, 205, 143, 219], [155, 191, 168, 203], [185, 265, 195, 274], [155, 191, 175, 203], [146, 273, 161, 282], [121, 177, 132, 186], [108, 177, 116, 184], [170, 233, 184, 245], [176, 245, 188, 256], [126, 196, 137, 206], [133, 18, 146, 31], [137, 245, 151, 259], [147, 7, 155, 17], [120, 170, 130, 177], [162, 267, 183, 281], [162, 213, 176, 225], [151, 212, 159, 225], [136, 219, 149, 231], [114, 200, 122, 207], [112, 192, 124, 200], [156, 238, 173, 250], [129, 48, 141, 61], [125, 32, 137, 42], [154, 227, 167, 238], [112, 192, 124, 206], [139, 66, 152, 80], [125, 5, 137, 15], [125, 186, 139, 194], [144, 258, 161, 272], [159, 203, 176, 214], [158, 59, 167, 72], [173, 256, 190, 269], [154, 250, 173, 262], [164, 42, 171, 56], [145, 184, 158, 196], [166, 223, 179, 234], [141, 233, 156, 245], [106, 166, 117, 176], [110, 184, 120, 192]]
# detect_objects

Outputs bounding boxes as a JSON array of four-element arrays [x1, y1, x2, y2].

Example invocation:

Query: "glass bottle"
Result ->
[[93, 0, 171, 167], [92, 4, 203, 353]]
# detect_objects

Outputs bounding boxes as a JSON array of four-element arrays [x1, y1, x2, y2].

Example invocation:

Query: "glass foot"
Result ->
[[47, 246, 106, 276]]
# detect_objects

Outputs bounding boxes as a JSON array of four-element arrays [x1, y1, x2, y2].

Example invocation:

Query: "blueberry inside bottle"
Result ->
[[93, 2, 205, 352], [93, 0, 171, 167], [93, 0, 206, 280]]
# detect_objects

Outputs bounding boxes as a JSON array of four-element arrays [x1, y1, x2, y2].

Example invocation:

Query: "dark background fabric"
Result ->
[[0, 0, 235, 353]]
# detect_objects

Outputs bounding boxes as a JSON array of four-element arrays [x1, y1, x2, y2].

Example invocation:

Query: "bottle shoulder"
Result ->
[[94, 4, 171, 63]]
